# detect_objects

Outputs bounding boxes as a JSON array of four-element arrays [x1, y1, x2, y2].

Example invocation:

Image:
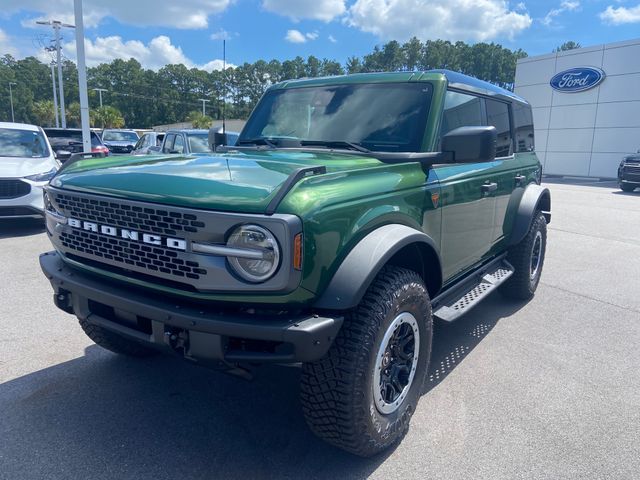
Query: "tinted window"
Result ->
[[0, 128, 49, 158], [102, 131, 139, 142], [173, 135, 185, 154], [187, 133, 212, 153], [513, 102, 534, 153], [162, 134, 175, 153], [44, 129, 102, 148], [240, 83, 432, 152], [485, 98, 512, 157], [441, 91, 484, 137]]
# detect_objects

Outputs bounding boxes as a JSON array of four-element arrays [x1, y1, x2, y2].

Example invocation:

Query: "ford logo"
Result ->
[[550, 67, 605, 93]]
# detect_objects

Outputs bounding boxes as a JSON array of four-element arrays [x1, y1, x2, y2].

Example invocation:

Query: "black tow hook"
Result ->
[[54, 289, 73, 314], [164, 328, 189, 353]]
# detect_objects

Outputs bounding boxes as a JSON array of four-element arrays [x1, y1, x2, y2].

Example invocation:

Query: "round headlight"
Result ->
[[226, 224, 280, 282]]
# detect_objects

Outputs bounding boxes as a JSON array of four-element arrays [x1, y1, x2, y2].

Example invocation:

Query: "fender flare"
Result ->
[[314, 224, 442, 311], [508, 184, 551, 247]]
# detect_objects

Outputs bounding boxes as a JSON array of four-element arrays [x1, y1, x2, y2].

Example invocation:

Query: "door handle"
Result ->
[[481, 182, 498, 194], [514, 174, 526, 186]]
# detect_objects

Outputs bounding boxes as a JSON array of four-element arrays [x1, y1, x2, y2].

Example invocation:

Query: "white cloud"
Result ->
[[542, 1, 580, 26], [285, 29, 308, 43], [306, 31, 319, 40], [347, 0, 532, 42], [0, 28, 19, 57], [55, 35, 231, 71], [600, 4, 640, 24], [210, 29, 232, 40], [328, 34, 337, 43], [262, 0, 346, 22], [8, 0, 233, 29]]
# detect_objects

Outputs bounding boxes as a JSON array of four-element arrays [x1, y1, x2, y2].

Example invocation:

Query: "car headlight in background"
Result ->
[[226, 224, 280, 282], [25, 167, 57, 183]]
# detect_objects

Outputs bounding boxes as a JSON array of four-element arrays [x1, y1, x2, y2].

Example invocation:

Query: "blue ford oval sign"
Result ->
[[550, 67, 605, 93]]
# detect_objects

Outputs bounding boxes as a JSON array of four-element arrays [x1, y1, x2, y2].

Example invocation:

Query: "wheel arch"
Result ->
[[508, 184, 551, 247], [314, 224, 443, 311]]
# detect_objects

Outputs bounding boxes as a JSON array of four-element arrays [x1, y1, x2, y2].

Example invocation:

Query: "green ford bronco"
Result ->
[[40, 70, 550, 456]]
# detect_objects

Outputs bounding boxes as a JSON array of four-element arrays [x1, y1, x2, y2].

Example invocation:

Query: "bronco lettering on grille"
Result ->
[[67, 217, 187, 250]]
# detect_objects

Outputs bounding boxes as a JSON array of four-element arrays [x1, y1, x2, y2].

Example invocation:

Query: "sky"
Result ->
[[0, 0, 639, 71]]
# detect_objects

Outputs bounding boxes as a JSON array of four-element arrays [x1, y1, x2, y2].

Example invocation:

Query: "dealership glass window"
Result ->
[[441, 91, 484, 139], [512, 102, 535, 153], [485, 98, 512, 157]]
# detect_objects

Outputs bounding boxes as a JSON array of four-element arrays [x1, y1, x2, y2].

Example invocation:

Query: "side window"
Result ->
[[441, 91, 484, 138], [162, 134, 175, 153], [513, 102, 535, 153], [173, 135, 185, 154], [485, 98, 512, 157], [134, 135, 145, 150]]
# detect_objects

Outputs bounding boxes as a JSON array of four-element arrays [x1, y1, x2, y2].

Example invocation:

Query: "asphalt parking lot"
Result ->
[[1, 180, 639, 480]]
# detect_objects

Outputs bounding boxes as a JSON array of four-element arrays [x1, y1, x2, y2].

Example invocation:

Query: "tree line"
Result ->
[[0, 38, 529, 128]]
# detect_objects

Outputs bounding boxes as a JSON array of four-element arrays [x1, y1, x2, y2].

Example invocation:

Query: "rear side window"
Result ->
[[90, 132, 102, 147], [513, 102, 535, 153], [162, 134, 175, 153], [441, 91, 484, 137], [485, 98, 512, 157], [173, 135, 185, 154]]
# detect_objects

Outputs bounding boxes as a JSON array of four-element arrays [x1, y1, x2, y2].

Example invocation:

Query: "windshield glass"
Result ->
[[187, 134, 212, 153], [103, 131, 139, 142], [0, 128, 49, 158], [240, 83, 432, 152]]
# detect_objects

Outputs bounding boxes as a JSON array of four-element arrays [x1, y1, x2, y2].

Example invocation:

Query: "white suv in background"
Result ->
[[0, 122, 58, 219]]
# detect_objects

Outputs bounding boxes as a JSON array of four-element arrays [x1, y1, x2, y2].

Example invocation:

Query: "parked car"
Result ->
[[43, 128, 109, 162], [132, 132, 165, 155], [0, 122, 58, 219], [160, 129, 239, 155], [618, 150, 640, 192], [40, 70, 550, 457], [101, 129, 140, 154]]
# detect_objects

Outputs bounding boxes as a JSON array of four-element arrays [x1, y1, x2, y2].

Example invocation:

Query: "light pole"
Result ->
[[50, 62, 60, 127], [93, 88, 107, 108], [36, 20, 75, 128], [8, 82, 16, 122], [74, 0, 91, 153], [198, 98, 209, 116]]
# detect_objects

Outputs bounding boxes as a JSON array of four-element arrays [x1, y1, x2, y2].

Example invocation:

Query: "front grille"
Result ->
[[52, 192, 205, 236], [59, 229, 205, 279], [0, 179, 31, 199]]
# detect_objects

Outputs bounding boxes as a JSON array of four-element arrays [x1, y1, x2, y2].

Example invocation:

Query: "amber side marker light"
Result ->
[[293, 233, 303, 271]]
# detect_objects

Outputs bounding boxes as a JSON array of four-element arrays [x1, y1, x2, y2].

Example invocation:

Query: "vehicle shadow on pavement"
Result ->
[[0, 293, 527, 480], [0, 218, 45, 239], [425, 293, 527, 394]]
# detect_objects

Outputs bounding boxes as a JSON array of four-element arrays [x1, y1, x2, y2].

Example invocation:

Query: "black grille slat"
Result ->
[[59, 229, 202, 280], [0, 179, 30, 199], [51, 192, 203, 236]]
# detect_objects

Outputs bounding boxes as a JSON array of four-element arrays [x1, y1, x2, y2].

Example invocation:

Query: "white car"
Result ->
[[0, 122, 59, 219]]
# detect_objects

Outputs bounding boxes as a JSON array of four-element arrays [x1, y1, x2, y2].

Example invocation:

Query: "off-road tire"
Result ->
[[79, 318, 157, 357], [620, 183, 636, 192], [300, 266, 433, 457], [501, 212, 547, 300]]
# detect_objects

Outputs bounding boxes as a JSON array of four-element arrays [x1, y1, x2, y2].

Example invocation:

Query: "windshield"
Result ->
[[0, 128, 49, 158], [240, 83, 432, 152], [103, 131, 139, 142], [187, 133, 212, 153]]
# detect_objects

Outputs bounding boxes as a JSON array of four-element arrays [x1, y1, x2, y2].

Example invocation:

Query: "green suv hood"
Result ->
[[51, 151, 381, 214]]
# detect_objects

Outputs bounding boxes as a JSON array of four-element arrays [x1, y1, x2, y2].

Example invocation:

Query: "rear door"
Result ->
[[436, 90, 497, 281]]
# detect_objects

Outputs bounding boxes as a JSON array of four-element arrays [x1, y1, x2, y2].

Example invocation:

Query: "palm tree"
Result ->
[[186, 111, 213, 129], [92, 105, 125, 128], [31, 100, 55, 127]]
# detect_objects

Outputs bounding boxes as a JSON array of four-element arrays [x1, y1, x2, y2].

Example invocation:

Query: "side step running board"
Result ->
[[433, 260, 514, 322]]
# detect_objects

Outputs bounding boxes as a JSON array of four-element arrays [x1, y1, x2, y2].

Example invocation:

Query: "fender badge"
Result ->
[[431, 192, 440, 208]]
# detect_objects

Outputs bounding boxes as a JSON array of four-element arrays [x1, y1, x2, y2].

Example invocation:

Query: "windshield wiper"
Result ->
[[236, 137, 277, 148], [299, 140, 372, 154]]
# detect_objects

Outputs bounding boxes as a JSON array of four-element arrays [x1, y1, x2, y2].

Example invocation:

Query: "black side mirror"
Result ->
[[209, 129, 228, 151], [441, 126, 497, 163]]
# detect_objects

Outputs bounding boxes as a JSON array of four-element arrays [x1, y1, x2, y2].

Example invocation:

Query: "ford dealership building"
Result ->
[[514, 38, 640, 179]]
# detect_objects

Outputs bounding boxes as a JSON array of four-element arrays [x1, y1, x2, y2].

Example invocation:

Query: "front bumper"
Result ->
[[40, 251, 342, 364], [0, 181, 45, 218]]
